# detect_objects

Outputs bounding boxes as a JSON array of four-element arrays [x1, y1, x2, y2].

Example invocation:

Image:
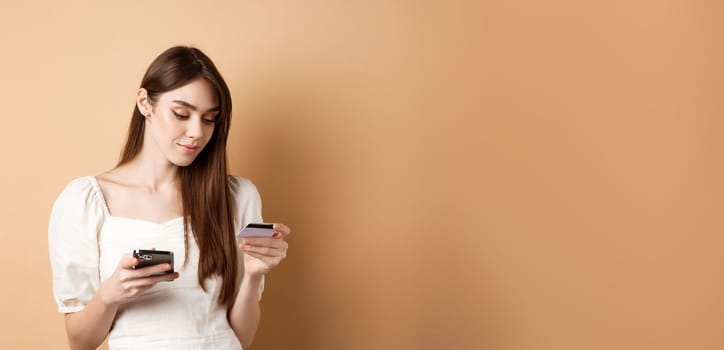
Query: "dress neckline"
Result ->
[[88, 176, 184, 226]]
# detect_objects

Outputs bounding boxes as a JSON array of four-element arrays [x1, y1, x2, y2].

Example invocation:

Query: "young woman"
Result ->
[[48, 46, 290, 349]]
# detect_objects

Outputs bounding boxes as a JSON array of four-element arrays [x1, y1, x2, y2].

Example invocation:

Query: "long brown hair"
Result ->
[[118, 46, 238, 307]]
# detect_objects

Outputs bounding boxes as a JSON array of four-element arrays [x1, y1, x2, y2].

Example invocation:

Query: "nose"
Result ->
[[186, 118, 204, 139]]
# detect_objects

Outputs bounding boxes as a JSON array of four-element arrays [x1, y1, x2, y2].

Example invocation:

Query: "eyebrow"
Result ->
[[171, 100, 220, 113]]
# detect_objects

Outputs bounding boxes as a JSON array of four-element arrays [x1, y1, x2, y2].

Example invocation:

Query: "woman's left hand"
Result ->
[[240, 223, 291, 277]]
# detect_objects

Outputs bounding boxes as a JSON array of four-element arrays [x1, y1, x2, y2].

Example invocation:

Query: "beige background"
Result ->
[[1, 1, 723, 349]]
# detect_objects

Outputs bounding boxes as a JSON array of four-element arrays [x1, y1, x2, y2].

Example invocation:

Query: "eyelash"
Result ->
[[172, 111, 189, 119], [173, 111, 216, 124]]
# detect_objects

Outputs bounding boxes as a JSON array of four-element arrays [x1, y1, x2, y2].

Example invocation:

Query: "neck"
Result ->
[[121, 144, 179, 193]]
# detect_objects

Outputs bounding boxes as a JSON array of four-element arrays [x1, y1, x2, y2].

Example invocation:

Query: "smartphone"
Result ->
[[132, 249, 174, 275], [237, 223, 275, 240]]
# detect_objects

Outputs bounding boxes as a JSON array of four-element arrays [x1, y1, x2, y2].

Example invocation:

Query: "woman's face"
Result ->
[[140, 78, 220, 167]]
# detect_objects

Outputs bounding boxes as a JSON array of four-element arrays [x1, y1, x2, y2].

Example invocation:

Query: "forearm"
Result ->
[[228, 274, 263, 348], [64, 290, 118, 350]]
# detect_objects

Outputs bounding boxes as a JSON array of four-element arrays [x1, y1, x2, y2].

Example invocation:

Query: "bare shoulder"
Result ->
[[95, 168, 133, 190], [93, 168, 137, 203]]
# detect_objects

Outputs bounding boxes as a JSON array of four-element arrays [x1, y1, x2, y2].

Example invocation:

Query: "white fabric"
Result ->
[[48, 175, 264, 350]]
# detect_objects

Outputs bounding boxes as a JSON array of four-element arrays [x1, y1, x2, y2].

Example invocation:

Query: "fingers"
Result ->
[[241, 237, 287, 248], [120, 254, 139, 269], [120, 263, 175, 281], [119, 265, 178, 287], [118, 272, 179, 299], [135, 263, 174, 277], [272, 223, 291, 237], [244, 250, 285, 265], [240, 238, 288, 257], [125, 271, 179, 289], [109, 256, 179, 304], [242, 244, 287, 258], [147, 263, 174, 276]]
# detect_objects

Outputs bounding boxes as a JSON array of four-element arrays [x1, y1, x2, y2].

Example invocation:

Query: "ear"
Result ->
[[136, 88, 153, 117]]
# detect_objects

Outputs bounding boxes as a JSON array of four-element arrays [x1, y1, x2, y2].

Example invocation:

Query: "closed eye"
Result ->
[[172, 111, 189, 119]]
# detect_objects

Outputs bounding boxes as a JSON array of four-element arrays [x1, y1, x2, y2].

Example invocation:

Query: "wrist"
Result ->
[[242, 271, 264, 284], [235, 272, 264, 306], [97, 280, 120, 308]]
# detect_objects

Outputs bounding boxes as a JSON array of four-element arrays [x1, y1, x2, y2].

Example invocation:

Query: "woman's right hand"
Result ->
[[98, 254, 179, 306]]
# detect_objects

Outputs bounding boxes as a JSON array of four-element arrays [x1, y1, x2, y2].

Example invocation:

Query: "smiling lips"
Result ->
[[177, 143, 199, 154]]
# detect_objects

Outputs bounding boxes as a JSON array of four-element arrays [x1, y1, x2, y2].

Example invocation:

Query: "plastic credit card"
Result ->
[[237, 223, 275, 240]]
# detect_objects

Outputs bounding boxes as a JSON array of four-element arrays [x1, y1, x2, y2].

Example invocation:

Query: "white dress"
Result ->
[[48, 176, 265, 350]]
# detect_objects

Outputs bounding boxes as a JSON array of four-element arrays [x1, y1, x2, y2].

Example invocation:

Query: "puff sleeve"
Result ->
[[48, 177, 105, 313], [229, 176, 263, 232], [228, 175, 265, 299]]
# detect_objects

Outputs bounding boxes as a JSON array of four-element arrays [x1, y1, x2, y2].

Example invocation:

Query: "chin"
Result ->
[[171, 157, 197, 167]]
